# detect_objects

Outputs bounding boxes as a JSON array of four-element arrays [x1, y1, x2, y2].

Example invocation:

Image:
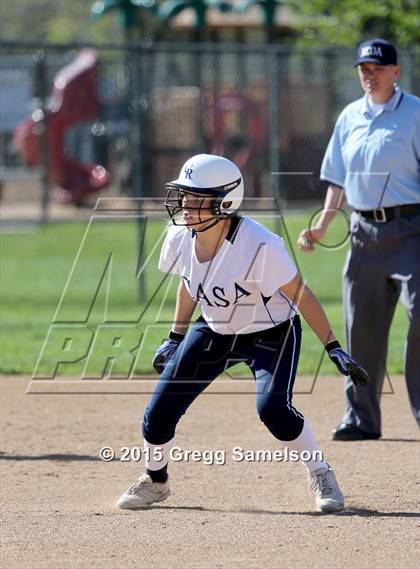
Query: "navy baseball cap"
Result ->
[[354, 39, 398, 67]]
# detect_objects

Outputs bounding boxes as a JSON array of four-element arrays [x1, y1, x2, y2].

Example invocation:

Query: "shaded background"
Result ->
[[1, 0, 419, 220]]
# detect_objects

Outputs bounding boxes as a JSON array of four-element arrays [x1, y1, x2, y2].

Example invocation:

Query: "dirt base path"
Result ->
[[1, 375, 419, 569]]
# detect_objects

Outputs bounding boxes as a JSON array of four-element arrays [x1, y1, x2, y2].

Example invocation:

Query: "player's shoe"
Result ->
[[117, 473, 170, 509], [309, 464, 344, 513]]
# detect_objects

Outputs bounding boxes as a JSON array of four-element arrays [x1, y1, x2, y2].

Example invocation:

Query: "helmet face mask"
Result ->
[[164, 154, 244, 231], [164, 185, 230, 229]]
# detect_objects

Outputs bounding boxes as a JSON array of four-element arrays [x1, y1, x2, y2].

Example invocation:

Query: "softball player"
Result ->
[[117, 154, 368, 513]]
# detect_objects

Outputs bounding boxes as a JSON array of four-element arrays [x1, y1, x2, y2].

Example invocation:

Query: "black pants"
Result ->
[[143, 315, 304, 444], [343, 211, 420, 432]]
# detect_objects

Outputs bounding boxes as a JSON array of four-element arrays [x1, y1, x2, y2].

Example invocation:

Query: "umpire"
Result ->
[[298, 39, 420, 440]]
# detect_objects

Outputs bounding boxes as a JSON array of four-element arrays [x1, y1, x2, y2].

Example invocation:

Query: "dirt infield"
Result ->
[[1, 375, 419, 569]]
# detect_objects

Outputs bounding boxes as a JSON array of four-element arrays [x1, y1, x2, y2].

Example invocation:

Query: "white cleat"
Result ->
[[309, 464, 345, 513], [117, 474, 171, 510]]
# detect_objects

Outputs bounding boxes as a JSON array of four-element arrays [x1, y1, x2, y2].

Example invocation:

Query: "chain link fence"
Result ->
[[1, 41, 418, 222]]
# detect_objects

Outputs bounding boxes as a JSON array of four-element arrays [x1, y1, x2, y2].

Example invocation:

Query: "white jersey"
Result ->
[[158, 216, 298, 334]]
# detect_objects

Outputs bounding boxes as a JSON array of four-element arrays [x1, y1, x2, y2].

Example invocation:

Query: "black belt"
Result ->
[[356, 203, 420, 223]]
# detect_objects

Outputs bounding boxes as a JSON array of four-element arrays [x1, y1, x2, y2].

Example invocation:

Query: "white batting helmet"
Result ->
[[164, 154, 244, 227]]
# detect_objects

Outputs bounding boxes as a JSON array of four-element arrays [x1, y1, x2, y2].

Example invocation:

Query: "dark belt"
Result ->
[[356, 203, 420, 223]]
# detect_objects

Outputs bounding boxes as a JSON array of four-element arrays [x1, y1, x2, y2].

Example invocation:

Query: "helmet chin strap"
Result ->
[[189, 199, 226, 233], [192, 217, 222, 233]]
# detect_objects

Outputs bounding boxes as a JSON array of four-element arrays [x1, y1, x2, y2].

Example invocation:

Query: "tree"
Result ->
[[0, 0, 123, 44], [288, 0, 420, 47]]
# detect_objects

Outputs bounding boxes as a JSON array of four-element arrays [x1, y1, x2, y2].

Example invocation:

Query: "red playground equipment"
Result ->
[[13, 49, 110, 205]]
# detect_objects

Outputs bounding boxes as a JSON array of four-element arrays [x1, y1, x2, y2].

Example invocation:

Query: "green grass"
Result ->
[[0, 213, 408, 376]]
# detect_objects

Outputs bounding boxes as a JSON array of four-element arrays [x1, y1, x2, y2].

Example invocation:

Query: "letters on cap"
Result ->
[[354, 39, 397, 67], [360, 46, 383, 58]]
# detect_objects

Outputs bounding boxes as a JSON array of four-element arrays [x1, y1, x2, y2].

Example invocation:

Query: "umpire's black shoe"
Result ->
[[332, 423, 381, 441]]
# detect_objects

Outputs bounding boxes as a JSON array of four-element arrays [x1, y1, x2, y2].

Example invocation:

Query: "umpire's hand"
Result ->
[[297, 226, 326, 252], [325, 341, 369, 386], [152, 332, 185, 375]]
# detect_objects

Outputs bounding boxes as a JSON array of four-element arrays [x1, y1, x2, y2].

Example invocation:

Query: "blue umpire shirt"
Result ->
[[320, 87, 420, 210]]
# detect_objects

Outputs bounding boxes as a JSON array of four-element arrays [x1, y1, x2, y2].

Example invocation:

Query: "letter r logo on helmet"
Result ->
[[184, 167, 193, 180]]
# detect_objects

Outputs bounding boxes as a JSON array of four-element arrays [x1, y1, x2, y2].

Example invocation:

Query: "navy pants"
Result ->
[[142, 315, 304, 444]]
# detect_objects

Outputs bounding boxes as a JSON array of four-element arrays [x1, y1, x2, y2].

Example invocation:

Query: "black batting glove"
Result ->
[[325, 340, 369, 386], [152, 331, 185, 375]]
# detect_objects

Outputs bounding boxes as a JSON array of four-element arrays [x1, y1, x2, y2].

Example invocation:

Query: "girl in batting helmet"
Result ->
[[117, 154, 368, 513]]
